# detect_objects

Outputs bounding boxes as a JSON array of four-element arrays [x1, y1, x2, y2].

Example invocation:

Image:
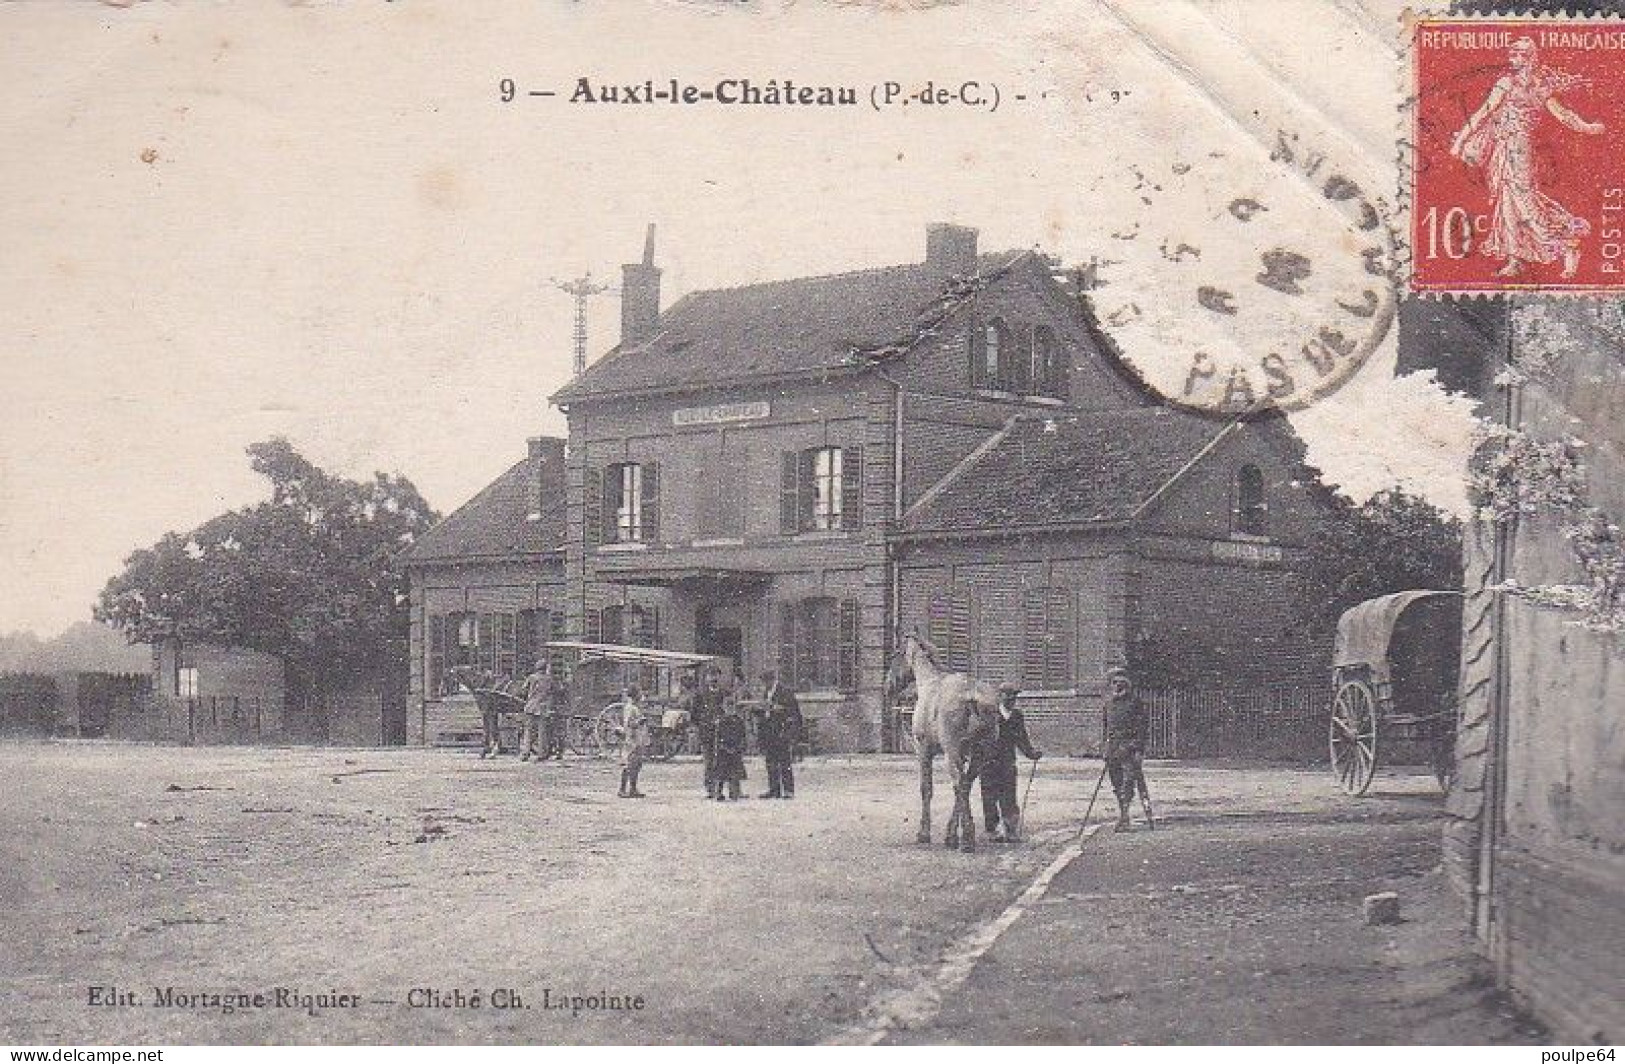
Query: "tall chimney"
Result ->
[[925, 222, 978, 275], [620, 223, 661, 348]]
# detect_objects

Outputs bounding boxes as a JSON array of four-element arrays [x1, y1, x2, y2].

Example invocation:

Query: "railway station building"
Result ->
[[407, 224, 1338, 752]]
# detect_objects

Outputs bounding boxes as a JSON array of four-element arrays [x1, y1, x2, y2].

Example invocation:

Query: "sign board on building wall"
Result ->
[[672, 401, 771, 427], [1211, 540, 1284, 565]]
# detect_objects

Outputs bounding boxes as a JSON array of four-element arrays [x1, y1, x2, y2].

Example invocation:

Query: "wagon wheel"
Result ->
[[564, 715, 600, 757], [1329, 679, 1379, 796], [596, 703, 626, 757]]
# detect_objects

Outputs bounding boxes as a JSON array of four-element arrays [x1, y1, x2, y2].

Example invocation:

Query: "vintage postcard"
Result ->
[[1, 0, 1619, 1052]]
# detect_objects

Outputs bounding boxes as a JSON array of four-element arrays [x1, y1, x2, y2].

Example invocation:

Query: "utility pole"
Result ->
[[550, 273, 618, 376]]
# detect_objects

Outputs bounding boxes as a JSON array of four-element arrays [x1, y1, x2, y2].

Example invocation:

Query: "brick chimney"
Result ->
[[925, 222, 978, 275], [620, 223, 661, 348]]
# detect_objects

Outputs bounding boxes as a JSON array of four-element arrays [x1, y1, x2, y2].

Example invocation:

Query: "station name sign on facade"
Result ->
[[672, 401, 772, 427]]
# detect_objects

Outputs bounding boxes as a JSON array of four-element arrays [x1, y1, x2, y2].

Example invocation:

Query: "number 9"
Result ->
[[500, 78, 516, 103]]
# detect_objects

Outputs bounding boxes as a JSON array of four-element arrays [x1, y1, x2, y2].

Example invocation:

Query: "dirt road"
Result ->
[[0, 743, 1536, 1045]]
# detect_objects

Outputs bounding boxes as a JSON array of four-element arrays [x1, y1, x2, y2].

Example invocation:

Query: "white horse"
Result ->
[[888, 632, 1004, 853]]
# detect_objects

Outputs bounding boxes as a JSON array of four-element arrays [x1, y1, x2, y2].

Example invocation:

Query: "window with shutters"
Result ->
[[1021, 587, 1075, 689], [927, 587, 975, 672], [781, 445, 861, 534], [427, 609, 537, 693], [777, 597, 861, 691], [1235, 464, 1268, 537], [607, 462, 644, 542]]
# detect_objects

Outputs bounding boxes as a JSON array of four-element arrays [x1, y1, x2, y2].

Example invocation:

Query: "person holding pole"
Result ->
[[980, 683, 1042, 842], [1102, 665, 1149, 831]]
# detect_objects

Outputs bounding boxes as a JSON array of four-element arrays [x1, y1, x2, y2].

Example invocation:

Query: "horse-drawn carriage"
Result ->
[[453, 642, 728, 758], [544, 641, 728, 760], [1329, 590, 1463, 796]]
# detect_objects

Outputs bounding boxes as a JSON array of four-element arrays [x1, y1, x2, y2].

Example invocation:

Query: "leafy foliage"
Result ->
[[1308, 488, 1465, 626], [95, 438, 438, 694]]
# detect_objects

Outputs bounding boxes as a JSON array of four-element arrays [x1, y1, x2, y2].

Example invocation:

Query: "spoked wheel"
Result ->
[[1330, 679, 1379, 796], [596, 703, 626, 759], [564, 715, 600, 757]]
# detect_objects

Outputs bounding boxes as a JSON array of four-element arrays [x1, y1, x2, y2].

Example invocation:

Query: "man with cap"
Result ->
[[980, 682, 1042, 842], [754, 671, 803, 799], [1102, 665, 1149, 831]]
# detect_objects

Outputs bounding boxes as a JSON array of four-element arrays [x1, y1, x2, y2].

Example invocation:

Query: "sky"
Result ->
[[0, 0, 1477, 637]]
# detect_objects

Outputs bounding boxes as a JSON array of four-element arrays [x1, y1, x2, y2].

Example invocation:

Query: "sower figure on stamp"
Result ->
[[981, 683, 1041, 842], [754, 671, 803, 799], [1102, 665, 1150, 832]]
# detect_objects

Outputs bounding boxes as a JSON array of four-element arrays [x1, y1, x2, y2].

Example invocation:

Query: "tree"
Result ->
[[95, 438, 439, 705], [1309, 487, 1464, 626]]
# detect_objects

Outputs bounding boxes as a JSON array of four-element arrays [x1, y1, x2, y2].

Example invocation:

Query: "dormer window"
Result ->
[[970, 318, 1067, 400], [1235, 465, 1268, 536]]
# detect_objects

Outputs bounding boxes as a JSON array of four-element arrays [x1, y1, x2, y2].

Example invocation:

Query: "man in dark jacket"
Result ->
[[981, 683, 1042, 841], [1103, 665, 1149, 831], [755, 671, 803, 799], [692, 670, 722, 797]]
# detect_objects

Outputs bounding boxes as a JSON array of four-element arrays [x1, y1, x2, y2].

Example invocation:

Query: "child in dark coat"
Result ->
[[712, 698, 748, 801]]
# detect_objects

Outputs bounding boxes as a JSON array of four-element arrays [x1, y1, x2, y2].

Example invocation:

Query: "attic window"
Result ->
[[1235, 465, 1268, 536]]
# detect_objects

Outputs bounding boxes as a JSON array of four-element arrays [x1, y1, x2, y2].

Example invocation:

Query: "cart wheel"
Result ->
[[1330, 679, 1379, 796], [565, 715, 599, 757], [596, 703, 626, 756]]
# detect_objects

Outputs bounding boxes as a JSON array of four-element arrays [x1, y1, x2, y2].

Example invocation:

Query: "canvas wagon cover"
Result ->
[[1332, 590, 1460, 679]]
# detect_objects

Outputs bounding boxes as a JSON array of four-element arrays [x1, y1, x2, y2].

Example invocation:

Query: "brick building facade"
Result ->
[[532, 223, 1337, 752], [403, 436, 568, 746]]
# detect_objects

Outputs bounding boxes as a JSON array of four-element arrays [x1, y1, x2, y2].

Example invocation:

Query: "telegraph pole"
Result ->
[[551, 273, 618, 376]]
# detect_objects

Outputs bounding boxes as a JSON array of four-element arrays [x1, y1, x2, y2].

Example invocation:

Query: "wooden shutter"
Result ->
[[968, 320, 986, 388], [1021, 589, 1047, 686], [497, 612, 518, 678], [547, 610, 567, 670], [777, 601, 799, 688], [798, 599, 824, 690], [427, 614, 446, 697], [780, 452, 801, 534], [695, 466, 715, 539], [585, 607, 604, 644], [1046, 588, 1074, 688], [841, 445, 863, 531], [477, 614, 496, 674], [948, 590, 973, 671], [640, 462, 659, 542], [928, 592, 952, 666], [838, 600, 861, 691], [584, 467, 604, 548], [603, 466, 621, 543], [516, 608, 539, 674]]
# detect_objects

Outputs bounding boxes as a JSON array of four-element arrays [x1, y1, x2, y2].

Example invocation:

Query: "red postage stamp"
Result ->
[[1410, 18, 1625, 294]]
